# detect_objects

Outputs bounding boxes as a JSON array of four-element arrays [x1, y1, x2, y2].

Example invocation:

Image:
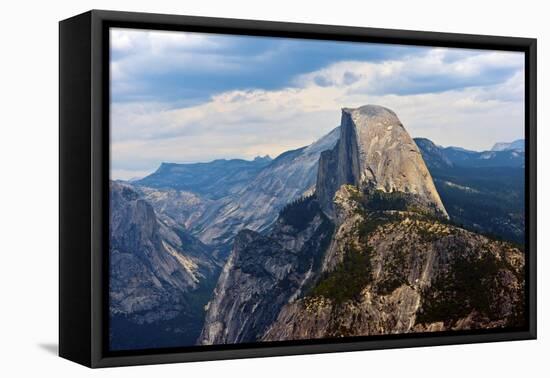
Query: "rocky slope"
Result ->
[[137, 186, 213, 231], [414, 138, 454, 169], [317, 106, 447, 218], [194, 128, 340, 246], [109, 181, 220, 349], [262, 185, 524, 341], [199, 195, 334, 345]]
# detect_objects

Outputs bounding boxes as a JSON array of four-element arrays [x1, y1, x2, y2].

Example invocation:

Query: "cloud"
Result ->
[[109, 35, 525, 179], [294, 48, 524, 95], [109, 28, 424, 103], [111, 28, 221, 58]]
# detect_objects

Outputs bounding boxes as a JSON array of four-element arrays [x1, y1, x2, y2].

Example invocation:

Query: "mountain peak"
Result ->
[[253, 155, 272, 162], [317, 105, 448, 218], [491, 139, 525, 152], [342, 104, 398, 119]]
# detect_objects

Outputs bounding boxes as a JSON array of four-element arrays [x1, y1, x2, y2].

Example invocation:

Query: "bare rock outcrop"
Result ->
[[198, 196, 334, 345], [317, 105, 447, 218], [263, 188, 524, 341], [109, 181, 219, 329]]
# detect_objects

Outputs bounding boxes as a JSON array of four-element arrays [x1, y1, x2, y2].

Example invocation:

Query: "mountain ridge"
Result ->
[[414, 137, 524, 169], [136, 156, 272, 200], [492, 139, 525, 152]]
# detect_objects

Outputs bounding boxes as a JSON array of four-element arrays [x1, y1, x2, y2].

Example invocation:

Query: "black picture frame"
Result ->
[[59, 9, 537, 368]]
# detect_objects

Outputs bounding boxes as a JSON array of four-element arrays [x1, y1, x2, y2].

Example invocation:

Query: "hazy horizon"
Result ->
[[110, 28, 525, 180]]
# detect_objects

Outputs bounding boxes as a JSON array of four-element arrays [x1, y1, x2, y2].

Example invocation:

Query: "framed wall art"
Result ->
[[59, 9, 537, 368]]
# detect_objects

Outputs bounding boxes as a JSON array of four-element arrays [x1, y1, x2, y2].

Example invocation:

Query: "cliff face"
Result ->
[[317, 106, 447, 218], [109, 181, 220, 349], [199, 196, 334, 345]]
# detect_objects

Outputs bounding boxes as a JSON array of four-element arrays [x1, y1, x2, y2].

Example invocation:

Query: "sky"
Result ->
[[110, 28, 525, 180]]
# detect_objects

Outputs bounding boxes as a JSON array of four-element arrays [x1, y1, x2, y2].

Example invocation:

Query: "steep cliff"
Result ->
[[317, 106, 447, 218], [199, 196, 334, 345]]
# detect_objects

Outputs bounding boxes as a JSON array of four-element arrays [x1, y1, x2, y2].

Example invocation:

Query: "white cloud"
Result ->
[[294, 48, 524, 95], [111, 28, 219, 55], [110, 28, 242, 98]]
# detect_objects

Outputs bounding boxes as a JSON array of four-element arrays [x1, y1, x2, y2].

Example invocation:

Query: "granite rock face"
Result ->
[[109, 181, 219, 325], [199, 196, 334, 345], [317, 106, 447, 218], [138, 186, 213, 231]]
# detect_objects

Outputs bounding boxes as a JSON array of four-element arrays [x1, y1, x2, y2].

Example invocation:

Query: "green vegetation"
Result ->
[[375, 244, 408, 295], [279, 194, 319, 230], [356, 211, 399, 240], [416, 252, 523, 326], [309, 243, 373, 304], [307, 187, 408, 303], [364, 190, 409, 211], [349, 187, 413, 213], [431, 166, 525, 245]]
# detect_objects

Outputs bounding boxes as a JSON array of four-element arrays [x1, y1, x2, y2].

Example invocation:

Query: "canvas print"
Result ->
[[109, 28, 526, 351]]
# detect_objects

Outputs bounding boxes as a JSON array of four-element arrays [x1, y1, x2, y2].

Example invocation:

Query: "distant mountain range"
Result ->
[[111, 106, 525, 350], [414, 138, 524, 169], [132, 128, 340, 251], [414, 137, 525, 244], [136, 155, 272, 200], [491, 139, 525, 152]]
